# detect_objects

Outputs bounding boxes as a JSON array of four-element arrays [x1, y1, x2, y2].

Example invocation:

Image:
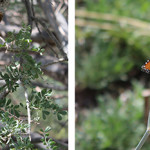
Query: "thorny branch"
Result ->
[[23, 0, 33, 32], [31, 0, 59, 57], [41, 57, 68, 68], [0, 1, 68, 148]]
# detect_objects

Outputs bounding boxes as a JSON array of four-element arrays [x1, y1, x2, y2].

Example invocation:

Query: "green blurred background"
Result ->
[[75, 0, 150, 149]]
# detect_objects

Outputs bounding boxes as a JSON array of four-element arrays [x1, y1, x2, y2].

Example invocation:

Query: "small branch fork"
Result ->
[[135, 111, 150, 150], [41, 57, 68, 68], [22, 0, 33, 32]]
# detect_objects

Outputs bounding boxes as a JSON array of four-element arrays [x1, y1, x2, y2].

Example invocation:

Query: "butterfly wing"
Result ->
[[141, 60, 150, 74]]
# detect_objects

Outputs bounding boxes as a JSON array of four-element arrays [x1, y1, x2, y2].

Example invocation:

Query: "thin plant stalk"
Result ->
[[135, 111, 150, 150], [24, 86, 31, 141]]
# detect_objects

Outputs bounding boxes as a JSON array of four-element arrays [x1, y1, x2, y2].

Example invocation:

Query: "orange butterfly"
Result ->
[[141, 60, 150, 74]]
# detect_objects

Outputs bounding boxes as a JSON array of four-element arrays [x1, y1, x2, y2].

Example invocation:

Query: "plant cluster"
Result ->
[[0, 25, 67, 149]]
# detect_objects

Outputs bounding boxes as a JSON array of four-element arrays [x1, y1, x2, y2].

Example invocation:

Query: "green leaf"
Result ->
[[6, 99, 11, 106], [4, 73, 9, 79], [57, 113, 62, 120], [42, 110, 50, 120], [41, 89, 47, 96], [45, 133, 49, 137], [50, 141, 56, 145], [43, 111, 50, 115], [45, 126, 51, 132], [45, 90, 52, 96], [42, 112, 46, 120], [25, 39, 32, 43], [59, 110, 67, 115], [40, 129, 44, 132], [14, 105, 19, 109], [0, 99, 6, 107], [20, 103, 24, 107], [41, 138, 45, 142], [53, 146, 58, 150], [14, 110, 20, 117]]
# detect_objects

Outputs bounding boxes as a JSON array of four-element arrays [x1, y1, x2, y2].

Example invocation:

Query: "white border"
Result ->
[[68, 0, 75, 149]]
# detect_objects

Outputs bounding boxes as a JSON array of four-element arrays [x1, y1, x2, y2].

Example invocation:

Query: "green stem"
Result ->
[[135, 111, 150, 150], [135, 130, 150, 150]]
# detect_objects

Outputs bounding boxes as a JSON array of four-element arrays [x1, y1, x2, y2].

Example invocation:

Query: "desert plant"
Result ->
[[0, 25, 67, 149]]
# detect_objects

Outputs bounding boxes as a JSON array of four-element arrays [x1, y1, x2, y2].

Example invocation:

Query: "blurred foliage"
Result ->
[[76, 1, 150, 149], [76, 29, 136, 88], [76, 81, 150, 150], [77, 0, 150, 20], [76, 0, 150, 89]]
